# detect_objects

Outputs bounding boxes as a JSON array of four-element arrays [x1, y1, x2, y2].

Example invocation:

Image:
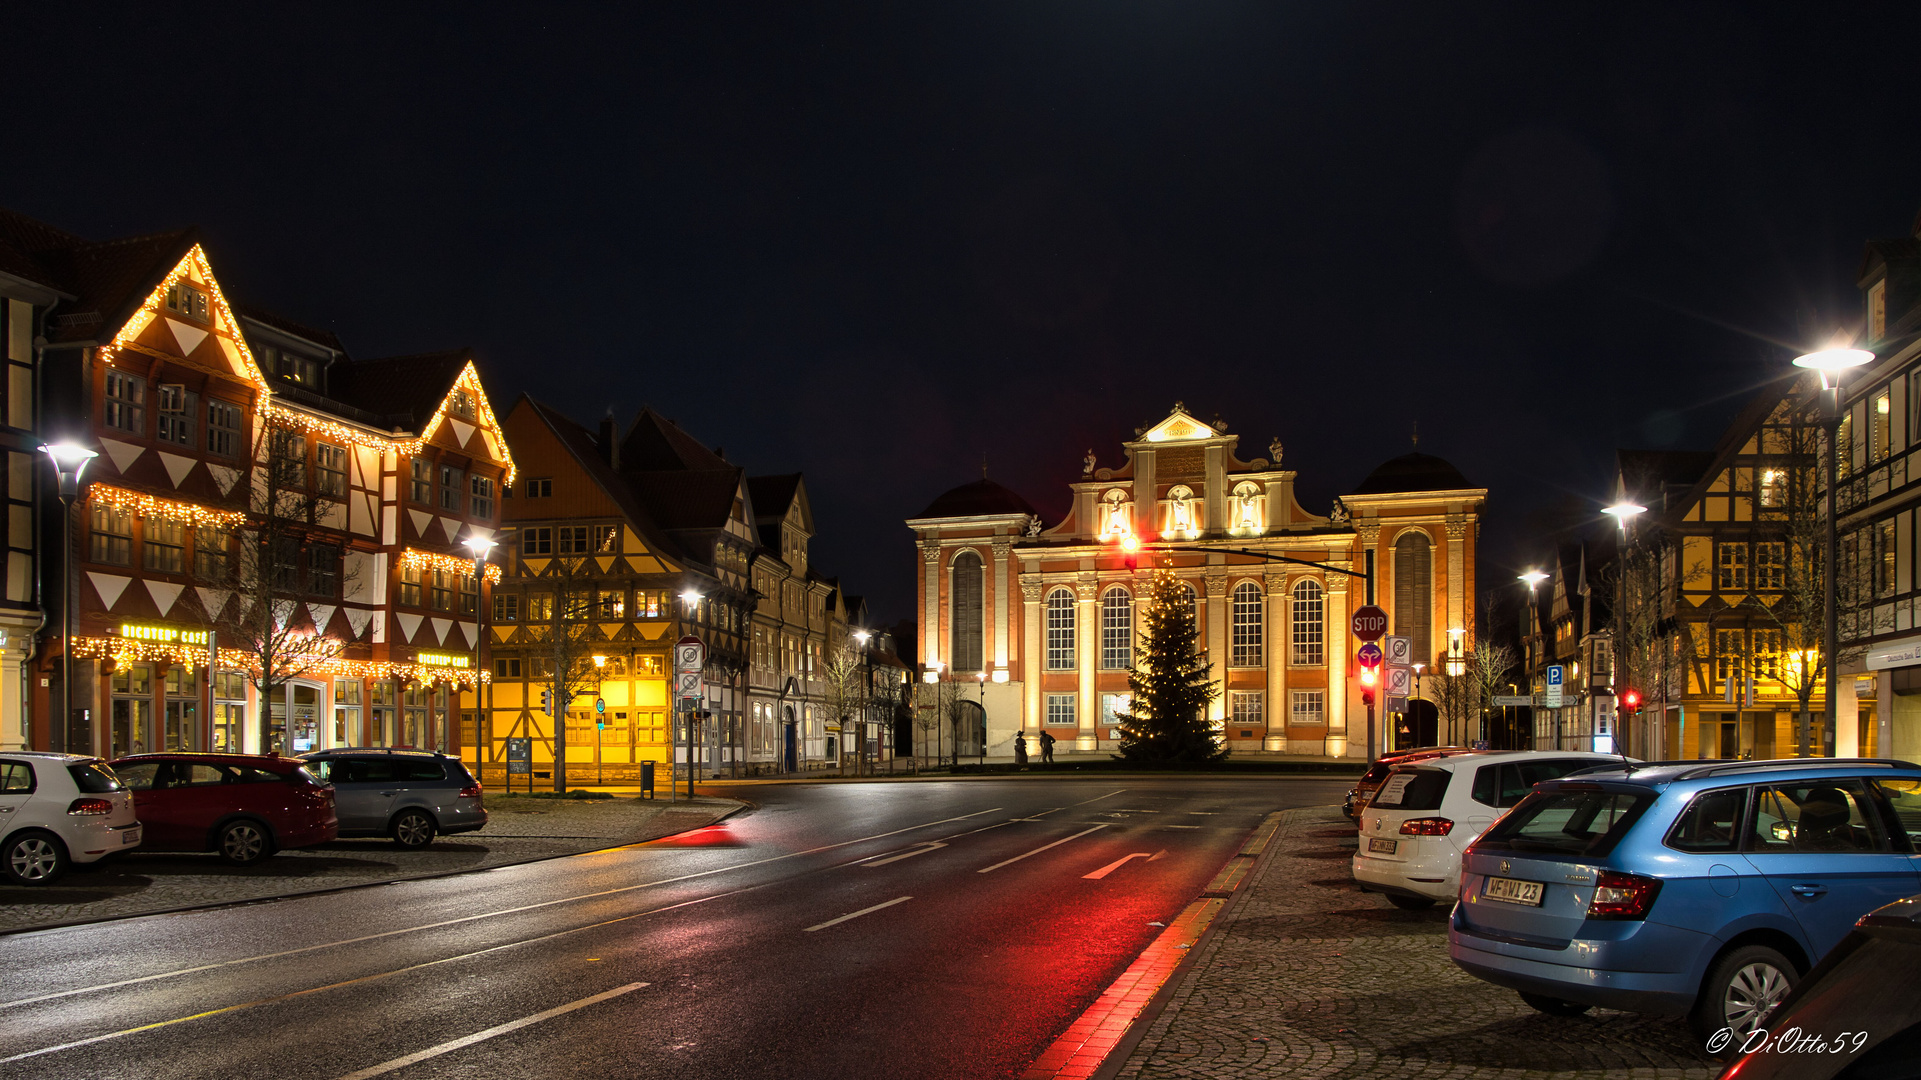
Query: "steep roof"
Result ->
[[626, 468, 743, 532], [39, 229, 199, 343], [235, 302, 349, 355], [328, 349, 473, 431], [1351, 451, 1474, 495], [910, 478, 1040, 521], [621, 407, 731, 472], [515, 395, 686, 564]]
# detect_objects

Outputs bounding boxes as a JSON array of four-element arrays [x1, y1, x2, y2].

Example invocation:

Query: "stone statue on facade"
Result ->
[[1082, 450, 1096, 477], [1329, 497, 1350, 525], [1269, 438, 1283, 466], [1025, 514, 1043, 537]]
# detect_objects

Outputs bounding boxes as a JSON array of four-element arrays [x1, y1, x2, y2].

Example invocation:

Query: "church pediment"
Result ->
[[1140, 404, 1218, 444]]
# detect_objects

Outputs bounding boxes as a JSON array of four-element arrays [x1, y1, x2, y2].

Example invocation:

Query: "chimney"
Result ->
[[600, 409, 619, 469]]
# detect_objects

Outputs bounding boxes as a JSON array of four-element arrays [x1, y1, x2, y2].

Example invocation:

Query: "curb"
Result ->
[[0, 799, 749, 939], [1021, 806, 1300, 1080]]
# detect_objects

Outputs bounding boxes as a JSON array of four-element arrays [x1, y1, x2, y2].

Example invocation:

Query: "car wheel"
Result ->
[[391, 810, 437, 849], [217, 820, 271, 866], [1386, 893, 1435, 910], [1691, 944, 1797, 1049], [1519, 991, 1592, 1017], [2, 831, 69, 885]]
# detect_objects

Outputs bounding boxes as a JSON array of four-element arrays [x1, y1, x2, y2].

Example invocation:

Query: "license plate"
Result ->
[[122, 827, 142, 845], [1368, 837, 1397, 854], [1483, 876, 1543, 906]]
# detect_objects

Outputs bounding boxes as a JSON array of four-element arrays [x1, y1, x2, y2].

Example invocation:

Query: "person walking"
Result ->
[[1039, 729, 1056, 764]]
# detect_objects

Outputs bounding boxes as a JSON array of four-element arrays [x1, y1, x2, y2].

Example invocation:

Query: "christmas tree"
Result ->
[[1115, 563, 1226, 764]]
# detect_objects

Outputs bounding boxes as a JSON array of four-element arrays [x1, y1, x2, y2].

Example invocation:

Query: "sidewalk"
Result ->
[[0, 794, 742, 936], [1103, 804, 1715, 1080]]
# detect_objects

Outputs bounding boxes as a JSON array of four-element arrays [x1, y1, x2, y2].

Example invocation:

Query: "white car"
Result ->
[[1352, 750, 1628, 909], [0, 752, 141, 885]]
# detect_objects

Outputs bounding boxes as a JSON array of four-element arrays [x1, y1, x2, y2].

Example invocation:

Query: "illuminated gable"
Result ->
[[419, 361, 517, 485], [101, 244, 271, 390], [1141, 405, 1218, 443]]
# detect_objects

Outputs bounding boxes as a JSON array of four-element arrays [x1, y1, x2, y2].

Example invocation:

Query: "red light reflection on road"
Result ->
[[649, 824, 743, 848]]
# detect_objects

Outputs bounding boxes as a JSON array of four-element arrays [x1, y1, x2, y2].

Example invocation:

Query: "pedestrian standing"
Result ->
[[1014, 733, 1028, 767], [1039, 729, 1056, 763]]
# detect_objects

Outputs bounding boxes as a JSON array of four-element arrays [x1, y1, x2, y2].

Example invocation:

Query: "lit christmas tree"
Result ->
[[1115, 563, 1225, 764]]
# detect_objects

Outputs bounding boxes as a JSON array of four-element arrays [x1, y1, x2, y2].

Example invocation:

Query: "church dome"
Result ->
[[911, 478, 1041, 521], [1351, 452, 1473, 495]]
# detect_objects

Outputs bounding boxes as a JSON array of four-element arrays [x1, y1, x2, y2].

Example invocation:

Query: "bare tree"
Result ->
[[529, 559, 603, 790], [209, 424, 358, 752], [821, 638, 867, 774], [914, 673, 967, 769]]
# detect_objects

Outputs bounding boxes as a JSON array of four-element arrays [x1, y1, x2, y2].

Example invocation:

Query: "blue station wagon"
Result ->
[[1448, 758, 1921, 1046]]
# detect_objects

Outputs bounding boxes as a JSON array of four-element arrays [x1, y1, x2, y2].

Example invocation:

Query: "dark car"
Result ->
[[108, 753, 337, 865], [297, 749, 486, 848], [1718, 894, 1921, 1077]]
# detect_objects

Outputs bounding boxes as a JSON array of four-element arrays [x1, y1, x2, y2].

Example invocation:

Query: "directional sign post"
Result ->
[[1352, 605, 1388, 642], [1357, 642, 1383, 669], [1545, 665, 1565, 709], [1491, 695, 1533, 708]]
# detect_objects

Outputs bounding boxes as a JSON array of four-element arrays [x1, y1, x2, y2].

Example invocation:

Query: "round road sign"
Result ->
[[1351, 605, 1388, 642], [1357, 642, 1383, 668]]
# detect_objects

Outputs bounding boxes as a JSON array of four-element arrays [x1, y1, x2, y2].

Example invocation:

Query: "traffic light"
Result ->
[[1620, 688, 1641, 712], [1119, 533, 1142, 569], [1361, 689, 1375, 707], [541, 689, 552, 714]]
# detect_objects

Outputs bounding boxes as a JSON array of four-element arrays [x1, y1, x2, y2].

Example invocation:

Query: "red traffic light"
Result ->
[[1360, 666, 1377, 686], [1621, 688, 1642, 709]]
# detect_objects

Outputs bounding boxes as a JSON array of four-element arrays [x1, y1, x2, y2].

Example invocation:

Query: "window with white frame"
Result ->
[[1229, 690, 1263, 730], [1230, 580, 1263, 666], [1290, 689, 1325, 727], [1100, 692, 1132, 728], [1100, 587, 1133, 669], [1291, 578, 1323, 665], [1044, 588, 1076, 670], [1045, 694, 1076, 727]]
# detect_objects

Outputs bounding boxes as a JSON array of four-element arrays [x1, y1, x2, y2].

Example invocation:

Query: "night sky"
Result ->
[[10, 5, 1921, 627]]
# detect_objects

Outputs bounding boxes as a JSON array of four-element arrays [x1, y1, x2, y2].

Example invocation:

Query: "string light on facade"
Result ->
[[401, 547, 503, 584], [69, 635, 489, 688], [88, 484, 249, 528]]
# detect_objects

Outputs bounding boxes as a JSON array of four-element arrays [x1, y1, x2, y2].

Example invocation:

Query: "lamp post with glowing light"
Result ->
[[1604, 501, 1646, 755], [1518, 571, 1549, 750], [462, 536, 496, 770], [680, 588, 703, 794], [976, 670, 987, 765], [43, 442, 98, 752], [1793, 346, 1873, 757]]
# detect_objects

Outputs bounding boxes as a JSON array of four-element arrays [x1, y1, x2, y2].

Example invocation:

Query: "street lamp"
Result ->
[[1604, 501, 1646, 756], [462, 536, 496, 768], [43, 441, 98, 752], [976, 670, 987, 766], [852, 629, 875, 777], [1411, 660, 1425, 749], [1518, 571, 1550, 751], [1793, 345, 1874, 757]]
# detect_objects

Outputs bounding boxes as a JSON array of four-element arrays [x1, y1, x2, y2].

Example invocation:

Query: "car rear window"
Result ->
[[1470, 759, 1604, 808], [68, 761, 123, 793], [1359, 762, 1392, 785], [1369, 767, 1451, 811], [406, 760, 447, 782], [1474, 787, 1653, 858]]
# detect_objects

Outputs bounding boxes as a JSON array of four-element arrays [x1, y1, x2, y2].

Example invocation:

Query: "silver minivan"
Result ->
[[298, 749, 487, 848]]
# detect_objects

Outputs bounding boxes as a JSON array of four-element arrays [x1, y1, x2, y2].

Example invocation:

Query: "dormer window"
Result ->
[[450, 388, 476, 420], [1870, 279, 1887, 341], [166, 283, 209, 322]]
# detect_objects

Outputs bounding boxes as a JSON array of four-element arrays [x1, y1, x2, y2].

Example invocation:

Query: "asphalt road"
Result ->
[[0, 776, 1348, 1080]]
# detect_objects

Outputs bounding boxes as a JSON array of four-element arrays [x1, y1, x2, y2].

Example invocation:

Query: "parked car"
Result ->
[[1715, 892, 1921, 1077], [108, 753, 337, 865], [1448, 758, 1921, 1046], [1344, 747, 1479, 819], [297, 749, 486, 848], [1353, 750, 1628, 909], [0, 752, 141, 885]]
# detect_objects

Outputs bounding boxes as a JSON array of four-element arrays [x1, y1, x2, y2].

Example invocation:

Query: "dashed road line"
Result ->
[[979, 825, 1112, 874], [336, 982, 647, 1080], [803, 896, 913, 932]]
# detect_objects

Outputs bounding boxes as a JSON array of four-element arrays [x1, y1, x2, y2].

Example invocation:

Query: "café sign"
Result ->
[[117, 623, 209, 646]]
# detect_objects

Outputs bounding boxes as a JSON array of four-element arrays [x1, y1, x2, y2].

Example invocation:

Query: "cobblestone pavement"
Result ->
[[1111, 805, 1718, 1080], [0, 794, 741, 934]]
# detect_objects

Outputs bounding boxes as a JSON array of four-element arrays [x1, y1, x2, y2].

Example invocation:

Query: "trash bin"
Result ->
[[640, 760, 655, 800]]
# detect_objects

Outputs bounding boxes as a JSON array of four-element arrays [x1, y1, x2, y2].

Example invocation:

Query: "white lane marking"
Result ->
[[0, 879, 754, 1064], [336, 982, 646, 1080], [803, 896, 912, 932], [1073, 789, 1125, 806], [0, 806, 1005, 1012], [1164, 825, 1202, 829], [859, 842, 947, 867], [1082, 853, 1153, 880], [977, 824, 1111, 873]]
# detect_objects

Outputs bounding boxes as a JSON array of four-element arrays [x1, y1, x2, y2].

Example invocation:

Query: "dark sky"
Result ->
[[9, 5, 1921, 626]]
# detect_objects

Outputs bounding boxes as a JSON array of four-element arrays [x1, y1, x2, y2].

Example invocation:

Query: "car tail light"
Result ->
[[1398, 817, 1454, 836], [67, 798, 114, 816], [1587, 870, 1662, 920], [458, 781, 482, 799]]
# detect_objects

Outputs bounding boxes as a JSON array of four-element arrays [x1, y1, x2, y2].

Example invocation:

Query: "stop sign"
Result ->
[[1351, 605, 1388, 642]]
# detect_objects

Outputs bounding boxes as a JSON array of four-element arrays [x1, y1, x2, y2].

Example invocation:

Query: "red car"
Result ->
[[108, 753, 338, 865]]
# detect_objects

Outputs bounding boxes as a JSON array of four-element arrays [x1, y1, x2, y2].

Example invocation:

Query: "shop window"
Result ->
[[163, 666, 198, 751], [212, 671, 246, 753], [110, 664, 154, 759]]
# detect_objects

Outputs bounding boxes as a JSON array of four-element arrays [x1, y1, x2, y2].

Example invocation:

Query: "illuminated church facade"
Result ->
[[908, 404, 1486, 758]]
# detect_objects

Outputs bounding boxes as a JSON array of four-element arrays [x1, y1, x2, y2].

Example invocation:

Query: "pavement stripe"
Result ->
[[803, 895, 913, 932], [0, 805, 1006, 1012], [1020, 899, 1224, 1080], [1073, 789, 1126, 806], [1083, 854, 1152, 880], [335, 982, 647, 1080], [979, 824, 1111, 873]]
